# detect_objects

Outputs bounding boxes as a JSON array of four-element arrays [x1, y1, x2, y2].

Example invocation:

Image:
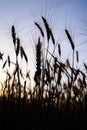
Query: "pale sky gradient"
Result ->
[[0, 0, 87, 83]]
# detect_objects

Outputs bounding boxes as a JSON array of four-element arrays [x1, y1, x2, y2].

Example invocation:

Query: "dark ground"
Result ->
[[0, 98, 87, 130]]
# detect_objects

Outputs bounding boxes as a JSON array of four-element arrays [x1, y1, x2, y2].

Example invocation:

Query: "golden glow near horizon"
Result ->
[[0, 59, 34, 97], [0, 55, 35, 88], [0, 62, 5, 83], [0, 62, 6, 96]]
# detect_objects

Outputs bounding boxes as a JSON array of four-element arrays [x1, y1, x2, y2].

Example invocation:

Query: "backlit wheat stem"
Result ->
[[35, 22, 44, 37], [65, 29, 75, 51]]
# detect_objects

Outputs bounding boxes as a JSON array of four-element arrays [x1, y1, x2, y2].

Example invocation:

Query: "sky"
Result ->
[[0, 0, 87, 84]]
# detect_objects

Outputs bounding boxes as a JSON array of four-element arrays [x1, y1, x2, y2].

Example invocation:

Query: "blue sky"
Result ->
[[0, 0, 87, 82]]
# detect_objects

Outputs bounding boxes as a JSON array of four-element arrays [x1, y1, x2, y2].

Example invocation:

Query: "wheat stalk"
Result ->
[[35, 22, 44, 37], [65, 29, 75, 51], [11, 25, 16, 45], [8, 55, 10, 67], [58, 44, 61, 57], [76, 51, 79, 63], [42, 16, 55, 44]]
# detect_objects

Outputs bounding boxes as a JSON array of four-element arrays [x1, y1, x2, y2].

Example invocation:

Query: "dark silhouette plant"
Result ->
[[0, 16, 86, 130]]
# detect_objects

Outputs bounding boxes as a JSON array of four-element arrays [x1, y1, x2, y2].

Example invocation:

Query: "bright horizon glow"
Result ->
[[0, 65, 5, 84]]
